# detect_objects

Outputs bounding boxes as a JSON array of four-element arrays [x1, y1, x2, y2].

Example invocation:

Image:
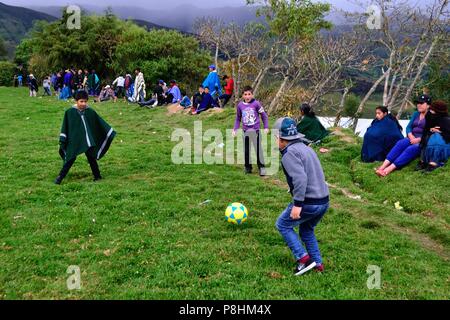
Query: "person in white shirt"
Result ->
[[113, 75, 126, 101]]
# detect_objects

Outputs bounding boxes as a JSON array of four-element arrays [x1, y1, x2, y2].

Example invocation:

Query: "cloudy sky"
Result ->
[[3, 0, 432, 10]]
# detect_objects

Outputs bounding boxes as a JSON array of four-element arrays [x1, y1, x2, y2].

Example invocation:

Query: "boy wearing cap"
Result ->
[[55, 90, 116, 185], [274, 117, 330, 276]]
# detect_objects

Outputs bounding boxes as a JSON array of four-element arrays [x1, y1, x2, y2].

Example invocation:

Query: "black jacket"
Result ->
[[421, 112, 450, 148]]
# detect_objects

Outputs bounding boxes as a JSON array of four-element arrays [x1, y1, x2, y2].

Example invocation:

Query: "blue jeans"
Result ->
[[386, 138, 421, 168], [276, 203, 329, 265]]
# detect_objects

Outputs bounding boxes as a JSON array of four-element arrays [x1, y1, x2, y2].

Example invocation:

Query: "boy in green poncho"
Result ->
[[55, 90, 116, 185]]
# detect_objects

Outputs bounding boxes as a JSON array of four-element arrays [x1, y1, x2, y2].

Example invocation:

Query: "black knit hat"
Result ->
[[414, 94, 432, 105]]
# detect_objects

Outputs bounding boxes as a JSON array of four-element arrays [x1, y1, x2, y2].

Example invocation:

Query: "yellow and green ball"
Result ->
[[225, 203, 249, 225]]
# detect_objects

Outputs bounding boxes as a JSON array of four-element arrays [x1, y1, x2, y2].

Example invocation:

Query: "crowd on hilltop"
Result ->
[[17, 65, 235, 114]]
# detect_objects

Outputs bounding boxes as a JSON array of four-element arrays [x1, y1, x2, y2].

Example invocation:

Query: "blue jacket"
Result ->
[[362, 116, 404, 163], [168, 85, 182, 103], [406, 112, 420, 135], [202, 71, 222, 96], [280, 140, 329, 208]]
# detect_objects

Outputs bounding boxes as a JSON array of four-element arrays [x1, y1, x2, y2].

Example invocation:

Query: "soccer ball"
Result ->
[[225, 203, 249, 225]]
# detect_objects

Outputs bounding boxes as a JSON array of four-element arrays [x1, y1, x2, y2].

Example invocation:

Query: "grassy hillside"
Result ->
[[0, 87, 448, 299], [0, 2, 56, 57]]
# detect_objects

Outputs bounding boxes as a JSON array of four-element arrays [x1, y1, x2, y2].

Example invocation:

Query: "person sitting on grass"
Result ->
[[97, 85, 117, 103], [218, 75, 234, 108], [180, 92, 192, 109], [416, 100, 450, 173], [192, 87, 217, 115], [191, 85, 205, 114], [376, 95, 431, 177], [138, 80, 163, 108], [362, 106, 404, 163], [296, 103, 329, 145], [55, 90, 116, 185], [163, 80, 182, 105], [274, 117, 330, 276]]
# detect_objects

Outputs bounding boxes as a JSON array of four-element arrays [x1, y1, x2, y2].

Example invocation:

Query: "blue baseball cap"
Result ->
[[273, 117, 304, 141], [209, 65, 216, 70]]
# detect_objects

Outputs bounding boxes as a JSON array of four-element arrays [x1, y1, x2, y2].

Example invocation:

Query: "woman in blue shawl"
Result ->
[[202, 65, 222, 99], [362, 106, 404, 163]]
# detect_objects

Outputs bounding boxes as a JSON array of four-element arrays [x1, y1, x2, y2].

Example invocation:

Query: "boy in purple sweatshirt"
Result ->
[[232, 86, 269, 176]]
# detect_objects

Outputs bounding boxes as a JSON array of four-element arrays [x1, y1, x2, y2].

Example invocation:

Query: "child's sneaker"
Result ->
[[315, 264, 324, 273], [294, 256, 317, 276]]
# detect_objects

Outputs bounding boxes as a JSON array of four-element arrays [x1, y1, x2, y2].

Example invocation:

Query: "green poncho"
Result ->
[[59, 106, 116, 163], [297, 115, 329, 143]]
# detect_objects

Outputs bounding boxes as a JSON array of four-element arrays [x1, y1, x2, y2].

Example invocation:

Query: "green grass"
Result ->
[[0, 87, 449, 300]]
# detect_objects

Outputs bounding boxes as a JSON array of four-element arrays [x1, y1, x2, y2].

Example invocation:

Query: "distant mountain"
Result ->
[[0, 2, 57, 56], [29, 3, 351, 34], [29, 4, 264, 33]]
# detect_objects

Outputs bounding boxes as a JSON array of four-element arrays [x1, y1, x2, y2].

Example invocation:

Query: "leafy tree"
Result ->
[[111, 26, 211, 92], [0, 36, 7, 60], [14, 11, 211, 91], [0, 61, 17, 86]]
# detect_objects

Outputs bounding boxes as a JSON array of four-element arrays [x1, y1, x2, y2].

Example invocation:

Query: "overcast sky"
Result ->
[[3, 0, 431, 10]]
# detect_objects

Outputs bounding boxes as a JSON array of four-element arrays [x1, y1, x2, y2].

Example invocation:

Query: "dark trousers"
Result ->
[[163, 93, 174, 104], [58, 148, 101, 180], [219, 94, 232, 107], [115, 86, 125, 98], [244, 130, 265, 170]]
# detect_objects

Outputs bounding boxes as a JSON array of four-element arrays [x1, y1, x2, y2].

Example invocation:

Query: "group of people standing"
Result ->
[[362, 95, 450, 175]]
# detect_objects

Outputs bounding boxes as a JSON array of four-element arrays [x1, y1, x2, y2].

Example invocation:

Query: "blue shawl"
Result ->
[[362, 116, 404, 163]]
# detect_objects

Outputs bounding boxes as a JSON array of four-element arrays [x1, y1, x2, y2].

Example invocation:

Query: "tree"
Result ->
[[247, 0, 333, 114], [0, 37, 7, 60], [112, 26, 211, 93], [14, 11, 211, 91], [350, 0, 448, 122]]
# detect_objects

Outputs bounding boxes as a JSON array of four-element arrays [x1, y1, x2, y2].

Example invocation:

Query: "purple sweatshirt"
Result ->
[[234, 99, 269, 132]]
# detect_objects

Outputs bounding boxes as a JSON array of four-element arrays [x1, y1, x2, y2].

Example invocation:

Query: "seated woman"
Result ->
[[376, 95, 431, 177], [362, 106, 404, 163], [97, 85, 117, 103], [297, 103, 329, 144], [417, 100, 450, 172]]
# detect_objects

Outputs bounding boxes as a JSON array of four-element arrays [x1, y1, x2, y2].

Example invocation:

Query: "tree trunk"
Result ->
[[352, 70, 388, 129], [268, 76, 289, 114], [252, 66, 269, 97], [334, 87, 350, 127], [383, 67, 390, 106], [215, 42, 219, 73], [397, 36, 439, 118], [231, 60, 238, 104]]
